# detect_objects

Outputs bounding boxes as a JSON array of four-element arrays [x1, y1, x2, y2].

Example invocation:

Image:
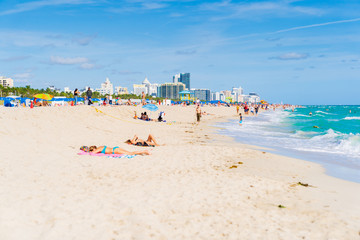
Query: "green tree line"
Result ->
[[0, 85, 167, 101]]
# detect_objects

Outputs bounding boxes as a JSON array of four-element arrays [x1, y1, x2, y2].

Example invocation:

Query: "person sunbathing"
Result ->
[[80, 145, 150, 155], [125, 134, 160, 147], [33, 97, 43, 107]]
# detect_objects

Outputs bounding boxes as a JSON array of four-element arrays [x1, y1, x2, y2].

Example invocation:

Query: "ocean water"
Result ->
[[217, 105, 360, 183]]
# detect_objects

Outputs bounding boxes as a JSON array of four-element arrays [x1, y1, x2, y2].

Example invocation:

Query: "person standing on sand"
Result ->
[[196, 104, 202, 123], [86, 87, 92, 105], [74, 88, 79, 105], [255, 105, 259, 115], [236, 104, 240, 114], [142, 91, 146, 105]]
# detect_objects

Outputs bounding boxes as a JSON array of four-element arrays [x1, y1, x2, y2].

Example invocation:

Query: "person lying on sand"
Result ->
[[80, 145, 150, 155], [125, 134, 160, 147]]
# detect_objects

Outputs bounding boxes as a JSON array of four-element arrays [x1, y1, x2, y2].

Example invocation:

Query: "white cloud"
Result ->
[[13, 73, 32, 79], [0, 56, 30, 62], [272, 52, 308, 60], [200, 0, 323, 20], [12, 72, 33, 83], [50, 56, 88, 65], [80, 63, 95, 69], [72, 34, 97, 46], [175, 49, 197, 55], [0, 0, 95, 16], [274, 17, 360, 33], [142, 2, 168, 10]]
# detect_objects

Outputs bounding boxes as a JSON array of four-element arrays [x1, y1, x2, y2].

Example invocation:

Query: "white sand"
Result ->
[[0, 105, 359, 239]]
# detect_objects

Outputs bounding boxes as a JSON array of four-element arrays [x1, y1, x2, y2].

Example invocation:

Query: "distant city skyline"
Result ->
[[0, 0, 359, 104]]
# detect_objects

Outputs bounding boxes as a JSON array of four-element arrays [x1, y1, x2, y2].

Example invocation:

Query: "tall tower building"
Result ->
[[173, 73, 190, 90]]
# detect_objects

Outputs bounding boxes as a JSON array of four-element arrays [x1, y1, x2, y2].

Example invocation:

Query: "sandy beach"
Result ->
[[0, 105, 359, 239]]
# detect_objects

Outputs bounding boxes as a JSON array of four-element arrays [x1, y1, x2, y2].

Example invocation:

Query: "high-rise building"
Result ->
[[232, 87, 243, 95], [173, 73, 190, 89], [0, 76, 14, 88], [191, 88, 211, 101], [173, 74, 180, 84], [96, 77, 113, 95], [142, 77, 158, 97], [64, 87, 72, 93], [243, 93, 260, 103], [157, 82, 185, 99], [115, 86, 128, 95], [133, 84, 146, 96]]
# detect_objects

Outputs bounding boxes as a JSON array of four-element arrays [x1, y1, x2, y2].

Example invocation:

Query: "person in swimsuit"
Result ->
[[125, 134, 160, 147], [81, 145, 150, 155], [196, 104, 201, 122]]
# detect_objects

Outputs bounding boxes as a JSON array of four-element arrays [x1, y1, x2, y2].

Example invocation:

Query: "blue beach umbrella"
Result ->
[[142, 104, 158, 112]]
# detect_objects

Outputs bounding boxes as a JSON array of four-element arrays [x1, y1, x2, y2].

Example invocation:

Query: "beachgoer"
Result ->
[[196, 104, 202, 122], [33, 97, 43, 107], [236, 104, 240, 114], [74, 88, 80, 105], [126, 99, 132, 105], [239, 113, 243, 125], [125, 134, 160, 147], [142, 91, 146, 105], [250, 106, 255, 115], [86, 87, 92, 105], [309, 112, 312, 116], [255, 105, 259, 115], [81, 145, 150, 155], [244, 105, 249, 115], [158, 111, 165, 122], [196, 98, 200, 105], [142, 112, 149, 121]]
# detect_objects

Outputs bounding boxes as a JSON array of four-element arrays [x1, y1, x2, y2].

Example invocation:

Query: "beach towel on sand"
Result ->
[[78, 151, 135, 159]]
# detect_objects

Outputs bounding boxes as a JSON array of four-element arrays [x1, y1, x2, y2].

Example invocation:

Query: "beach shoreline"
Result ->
[[0, 105, 359, 239], [214, 109, 360, 184]]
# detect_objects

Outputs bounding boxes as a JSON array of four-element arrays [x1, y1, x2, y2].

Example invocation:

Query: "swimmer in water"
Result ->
[[309, 112, 312, 116]]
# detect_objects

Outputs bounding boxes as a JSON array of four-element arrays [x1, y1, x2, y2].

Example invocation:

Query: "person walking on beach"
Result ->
[[250, 106, 255, 115], [73, 88, 80, 105], [196, 104, 202, 123], [255, 105, 259, 115], [86, 87, 92, 105], [142, 91, 146, 105], [236, 104, 240, 114], [239, 113, 243, 126]]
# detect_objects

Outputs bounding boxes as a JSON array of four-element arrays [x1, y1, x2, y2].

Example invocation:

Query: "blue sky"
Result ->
[[0, 0, 359, 104]]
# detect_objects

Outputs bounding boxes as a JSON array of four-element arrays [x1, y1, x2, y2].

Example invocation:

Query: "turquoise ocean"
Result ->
[[217, 106, 360, 183]]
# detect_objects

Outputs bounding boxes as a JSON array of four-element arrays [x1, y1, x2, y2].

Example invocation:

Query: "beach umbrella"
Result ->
[[33, 93, 53, 100], [142, 104, 158, 112]]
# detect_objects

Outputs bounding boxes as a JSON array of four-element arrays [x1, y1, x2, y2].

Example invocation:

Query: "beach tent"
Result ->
[[52, 96, 67, 106], [4, 96, 21, 107], [209, 100, 226, 104]]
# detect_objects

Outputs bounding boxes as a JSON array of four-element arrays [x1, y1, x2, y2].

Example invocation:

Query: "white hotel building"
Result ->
[[133, 77, 158, 97], [0, 76, 14, 88], [96, 78, 113, 95]]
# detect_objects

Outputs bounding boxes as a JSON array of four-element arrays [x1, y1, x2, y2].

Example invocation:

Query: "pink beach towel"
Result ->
[[78, 151, 135, 159]]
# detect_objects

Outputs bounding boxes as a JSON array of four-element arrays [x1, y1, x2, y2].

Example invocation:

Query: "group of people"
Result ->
[[134, 111, 166, 122], [242, 104, 259, 115], [138, 112, 150, 121], [80, 134, 160, 156]]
